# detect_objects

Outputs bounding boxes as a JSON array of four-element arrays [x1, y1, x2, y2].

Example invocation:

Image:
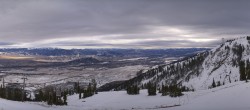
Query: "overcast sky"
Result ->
[[0, 0, 249, 49]]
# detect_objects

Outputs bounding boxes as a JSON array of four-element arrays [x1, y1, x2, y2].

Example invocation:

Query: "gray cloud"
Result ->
[[0, 42, 13, 46], [0, 0, 249, 48]]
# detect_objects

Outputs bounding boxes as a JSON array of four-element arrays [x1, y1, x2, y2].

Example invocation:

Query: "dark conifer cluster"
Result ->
[[78, 79, 97, 99], [212, 78, 216, 88], [0, 79, 97, 106], [160, 85, 183, 97], [80, 83, 97, 99], [126, 85, 140, 95], [34, 87, 68, 105], [147, 82, 157, 96], [239, 60, 250, 82], [209, 78, 224, 89], [232, 44, 245, 61], [0, 86, 24, 101]]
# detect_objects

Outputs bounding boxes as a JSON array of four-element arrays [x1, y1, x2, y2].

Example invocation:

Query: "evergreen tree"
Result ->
[[147, 82, 156, 96], [239, 61, 246, 81], [52, 91, 57, 105], [212, 78, 216, 88], [161, 85, 169, 96], [92, 79, 97, 94], [47, 92, 52, 105], [169, 85, 183, 97], [83, 83, 95, 98], [77, 82, 80, 93], [79, 91, 82, 99], [126, 85, 140, 95], [246, 60, 250, 80], [63, 91, 67, 105], [217, 81, 221, 87]]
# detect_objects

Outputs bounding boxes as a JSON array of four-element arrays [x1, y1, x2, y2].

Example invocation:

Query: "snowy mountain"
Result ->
[[110, 37, 250, 91]]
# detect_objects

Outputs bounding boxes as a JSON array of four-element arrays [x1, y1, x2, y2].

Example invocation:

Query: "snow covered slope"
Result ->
[[183, 37, 250, 89], [112, 37, 250, 91], [1, 81, 250, 110], [168, 81, 250, 110]]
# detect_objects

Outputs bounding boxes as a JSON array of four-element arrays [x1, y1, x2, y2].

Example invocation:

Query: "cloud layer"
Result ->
[[0, 0, 249, 49]]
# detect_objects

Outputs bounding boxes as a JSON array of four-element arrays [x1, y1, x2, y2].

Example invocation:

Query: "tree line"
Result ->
[[126, 82, 184, 97], [0, 79, 97, 106], [0, 85, 25, 101]]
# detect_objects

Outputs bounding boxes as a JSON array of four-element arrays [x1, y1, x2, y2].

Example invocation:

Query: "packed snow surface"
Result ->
[[0, 81, 250, 110]]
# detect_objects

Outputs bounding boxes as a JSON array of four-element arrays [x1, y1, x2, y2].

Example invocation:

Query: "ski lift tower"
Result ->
[[21, 75, 28, 102]]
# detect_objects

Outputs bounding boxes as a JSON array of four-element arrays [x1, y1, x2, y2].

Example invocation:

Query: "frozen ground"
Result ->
[[168, 81, 250, 110], [1, 81, 250, 110]]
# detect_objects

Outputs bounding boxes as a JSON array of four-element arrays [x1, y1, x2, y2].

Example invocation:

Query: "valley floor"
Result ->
[[1, 81, 250, 110]]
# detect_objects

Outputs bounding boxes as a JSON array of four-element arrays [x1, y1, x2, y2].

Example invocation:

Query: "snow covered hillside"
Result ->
[[183, 37, 250, 89], [112, 37, 250, 91], [0, 81, 250, 110]]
